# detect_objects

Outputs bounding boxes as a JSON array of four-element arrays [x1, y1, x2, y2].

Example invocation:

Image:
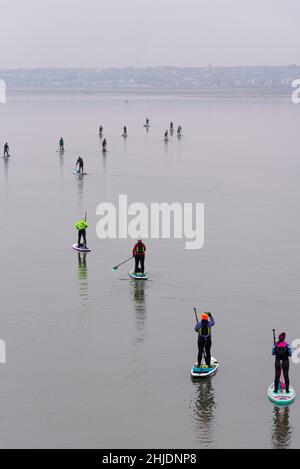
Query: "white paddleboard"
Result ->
[[72, 244, 91, 253], [191, 357, 219, 379], [267, 383, 296, 405], [129, 271, 149, 280], [73, 170, 87, 175]]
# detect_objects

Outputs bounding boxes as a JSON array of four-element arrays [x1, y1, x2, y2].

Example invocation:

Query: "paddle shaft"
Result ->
[[113, 256, 134, 270], [194, 307, 199, 324]]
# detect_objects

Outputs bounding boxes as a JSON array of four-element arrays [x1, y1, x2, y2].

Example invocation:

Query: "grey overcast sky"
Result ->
[[0, 0, 299, 68]]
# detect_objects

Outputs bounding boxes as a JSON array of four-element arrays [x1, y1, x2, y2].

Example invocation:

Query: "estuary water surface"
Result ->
[[0, 90, 300, 448]]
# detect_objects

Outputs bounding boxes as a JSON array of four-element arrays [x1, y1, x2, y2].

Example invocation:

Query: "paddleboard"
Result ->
[[143, 124, 151, 128], [72, 244, 91, 253], [73, 170, 87, 175], [267, 383, 296, 405], [129, 271, 149, 280], [191, 357, 219, 379]]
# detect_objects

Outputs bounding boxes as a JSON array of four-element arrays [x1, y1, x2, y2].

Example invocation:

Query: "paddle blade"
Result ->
[[112, 266, 118, 272]]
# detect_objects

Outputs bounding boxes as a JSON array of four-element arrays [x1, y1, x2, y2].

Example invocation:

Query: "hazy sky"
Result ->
[[0, 0, 299, 68]]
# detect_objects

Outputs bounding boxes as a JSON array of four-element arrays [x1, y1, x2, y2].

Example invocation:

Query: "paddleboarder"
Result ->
[[123, 126, 127, 137], [3, 142, 9, 157], [195, 313, 215, 368], [59, 137, 64, 152], [99, 125, 103, 137], [76, 156, 84, 174], [133, 237, 146, 274], [177, 125, 182, 137], [164, 130, 169, 140], [102, 138, 107, 152], [272, 332, 292, 394], [170, 122, 174, 132], [75, 217, 88, 248]]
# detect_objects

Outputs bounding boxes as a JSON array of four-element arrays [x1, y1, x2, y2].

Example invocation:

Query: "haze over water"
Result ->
[[0, 90, 300, 448]]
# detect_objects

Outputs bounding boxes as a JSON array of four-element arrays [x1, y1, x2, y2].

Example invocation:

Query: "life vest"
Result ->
[[198, 326, 211, 337], [134, 242, 145, 255]]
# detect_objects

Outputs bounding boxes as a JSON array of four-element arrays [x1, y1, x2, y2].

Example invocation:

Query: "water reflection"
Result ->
[[130, 280, 148, 345], [3, 156, 9, 185], [76, 172, 85, 206], [77, 252, 88, 302], [190, 380, 216, 448], [100, 145, 107, 173], [271, 405, 292, 449]]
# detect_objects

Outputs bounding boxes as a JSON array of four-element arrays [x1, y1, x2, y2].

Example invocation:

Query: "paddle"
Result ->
[[194, 307, 199, 324], [112, 256, 134, 272]]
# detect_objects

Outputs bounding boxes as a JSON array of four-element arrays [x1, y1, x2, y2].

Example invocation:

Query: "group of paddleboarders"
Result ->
[[193, 315, 293, 397], [74, 219, 147, 274], [164, 124, 182, 141], [69, 116, 292, 401]]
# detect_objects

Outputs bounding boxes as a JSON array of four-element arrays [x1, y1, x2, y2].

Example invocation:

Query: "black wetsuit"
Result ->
[[274, 345, 291, 393], [76, 157, 84, 173], [78, 230, 87, 247]]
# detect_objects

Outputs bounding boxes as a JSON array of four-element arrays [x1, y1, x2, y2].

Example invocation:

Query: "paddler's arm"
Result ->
[[208, 313, 215, 327], [272, 345, 276, 355], [194, 321, 201, 333]]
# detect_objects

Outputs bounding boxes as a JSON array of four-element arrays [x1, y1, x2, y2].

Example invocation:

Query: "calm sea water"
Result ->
[[0, 90, 299, 448]]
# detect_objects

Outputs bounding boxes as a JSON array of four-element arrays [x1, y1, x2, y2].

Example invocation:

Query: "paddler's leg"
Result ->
[[204, 337, 212, 367], [78, 229, 82, 246], [282, 360, 290, 393], [83, 230, 87, 248], [134, 255, 139, 273], [140, 256, 145, 274], [197, 336, 204, 366], [274, 360, 281, 393]]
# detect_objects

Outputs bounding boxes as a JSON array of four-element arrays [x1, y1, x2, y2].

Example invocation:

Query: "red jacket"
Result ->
[[133, 242, 146, 257]]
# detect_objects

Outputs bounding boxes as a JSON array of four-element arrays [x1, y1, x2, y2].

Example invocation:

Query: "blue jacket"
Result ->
[[195, 316, 215, 338]]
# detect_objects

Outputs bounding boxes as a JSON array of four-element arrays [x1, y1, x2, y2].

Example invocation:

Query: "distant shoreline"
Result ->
[[7, 86, 291, 100]]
